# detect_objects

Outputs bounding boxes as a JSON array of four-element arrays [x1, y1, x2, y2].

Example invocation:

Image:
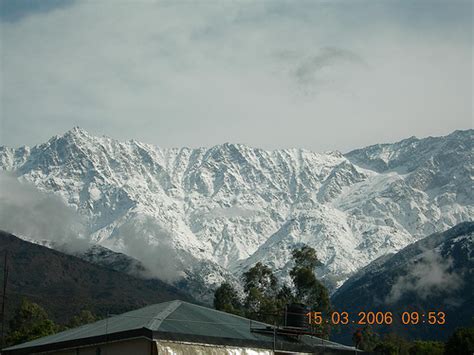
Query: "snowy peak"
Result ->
[[345, 129, 473, 174]]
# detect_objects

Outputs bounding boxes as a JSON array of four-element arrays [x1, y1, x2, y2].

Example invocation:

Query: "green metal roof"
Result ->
[[4, 300, 357, 353]]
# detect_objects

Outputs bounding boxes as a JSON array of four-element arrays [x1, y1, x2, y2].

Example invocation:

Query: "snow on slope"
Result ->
[[0, 128, 472, 294]]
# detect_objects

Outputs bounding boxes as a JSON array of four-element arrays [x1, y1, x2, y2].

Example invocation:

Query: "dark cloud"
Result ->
[[292, 47, 368, 94]]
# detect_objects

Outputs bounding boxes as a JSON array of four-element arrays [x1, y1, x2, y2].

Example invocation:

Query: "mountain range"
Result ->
[[0, 128, 472, 300]]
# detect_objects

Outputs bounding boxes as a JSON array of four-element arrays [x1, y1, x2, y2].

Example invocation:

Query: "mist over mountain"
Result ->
[[331, 222, 474, 343], [0, 128, 472, 299]]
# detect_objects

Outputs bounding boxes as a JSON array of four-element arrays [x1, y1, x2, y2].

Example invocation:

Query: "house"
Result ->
[[2, 300, 360, 354]]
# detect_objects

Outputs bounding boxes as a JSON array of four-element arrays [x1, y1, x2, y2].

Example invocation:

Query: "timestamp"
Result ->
[[305, 311, 446, 326]]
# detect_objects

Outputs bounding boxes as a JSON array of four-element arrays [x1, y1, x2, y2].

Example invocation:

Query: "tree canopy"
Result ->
[[6, 299, 57, 346], [213, 282, 242, 316], [5, 299, 100, 347], [213, 245, 331, 336]]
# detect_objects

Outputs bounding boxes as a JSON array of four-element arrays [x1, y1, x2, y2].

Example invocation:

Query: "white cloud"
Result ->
[[385, 249, 464, 303], [107, 215, 183, 283], [0, 172, 89, 251]]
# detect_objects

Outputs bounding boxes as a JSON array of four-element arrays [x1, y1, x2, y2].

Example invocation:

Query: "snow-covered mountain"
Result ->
[[1, 128, 472, 296]]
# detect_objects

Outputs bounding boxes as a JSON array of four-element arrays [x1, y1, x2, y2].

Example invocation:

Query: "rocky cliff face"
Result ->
[[1, 128, 472, 296]]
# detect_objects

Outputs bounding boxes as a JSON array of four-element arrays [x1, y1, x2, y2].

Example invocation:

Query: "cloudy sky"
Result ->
[[0, 0, 471, 152]]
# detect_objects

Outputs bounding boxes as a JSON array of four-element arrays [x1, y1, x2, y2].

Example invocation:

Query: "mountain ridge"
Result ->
[[1, 128, 472, 298]]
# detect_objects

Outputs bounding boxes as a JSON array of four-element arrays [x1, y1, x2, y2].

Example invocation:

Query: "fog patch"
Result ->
[[385, 249, 463, 304], [108, 216, 183, 283], [0, 173, 89, 252]]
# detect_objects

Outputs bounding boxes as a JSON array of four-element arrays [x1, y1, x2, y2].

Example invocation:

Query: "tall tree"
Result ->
[[242, 262, 279, 323], [290, 245, 331, 337], [213, 283, 242, 316], [292, 245, 323, 270], [214, 246, 331, 330], [276, 285, 295, 307], [290, 246, 330, 313], [242, 262, 278, 297], [6, 299, 57, 346]]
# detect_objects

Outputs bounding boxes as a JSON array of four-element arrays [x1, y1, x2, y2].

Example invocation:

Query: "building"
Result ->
[[2, 300, 360, 354]]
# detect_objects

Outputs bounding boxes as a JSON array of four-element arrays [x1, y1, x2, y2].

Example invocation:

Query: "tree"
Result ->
[[292, 245, 323, 269], [276, 285, 295, 307], [242, 262, 278, 297], [289, 245, 331, 338], [444, 327, 474, 355], [67, 310, 98, 329], [373, 333, 411, 355], [214, 283, 242, 316], [242, 262, 280, 323], [290, 246, 330, 313], [6, 299, 57, 346], [215, 247, 331, 330], [373, 341, 399, 355]]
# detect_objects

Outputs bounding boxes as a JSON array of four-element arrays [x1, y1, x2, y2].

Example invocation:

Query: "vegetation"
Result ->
[[5, 299, 57, 346], [214, 245, 473, 354], [352, 325, 379, 351], [290, 247, 329, 307], [351, 326, 474, 355], [373, 333, 411, 355], [214, 245, 331, 336], [213, 282, 242, 316], [66, 310, 99, 329], [242, 262, 279, 323], [5, 299, 99, 347], [408, 340, 444, 355]]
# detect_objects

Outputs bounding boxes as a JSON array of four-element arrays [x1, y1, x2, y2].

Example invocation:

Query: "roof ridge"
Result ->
[[146, 300, 182, 329]]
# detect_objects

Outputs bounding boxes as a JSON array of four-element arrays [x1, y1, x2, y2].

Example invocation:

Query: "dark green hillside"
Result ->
[[331, 222, 474, 344], [0, 230, 194, 329]]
